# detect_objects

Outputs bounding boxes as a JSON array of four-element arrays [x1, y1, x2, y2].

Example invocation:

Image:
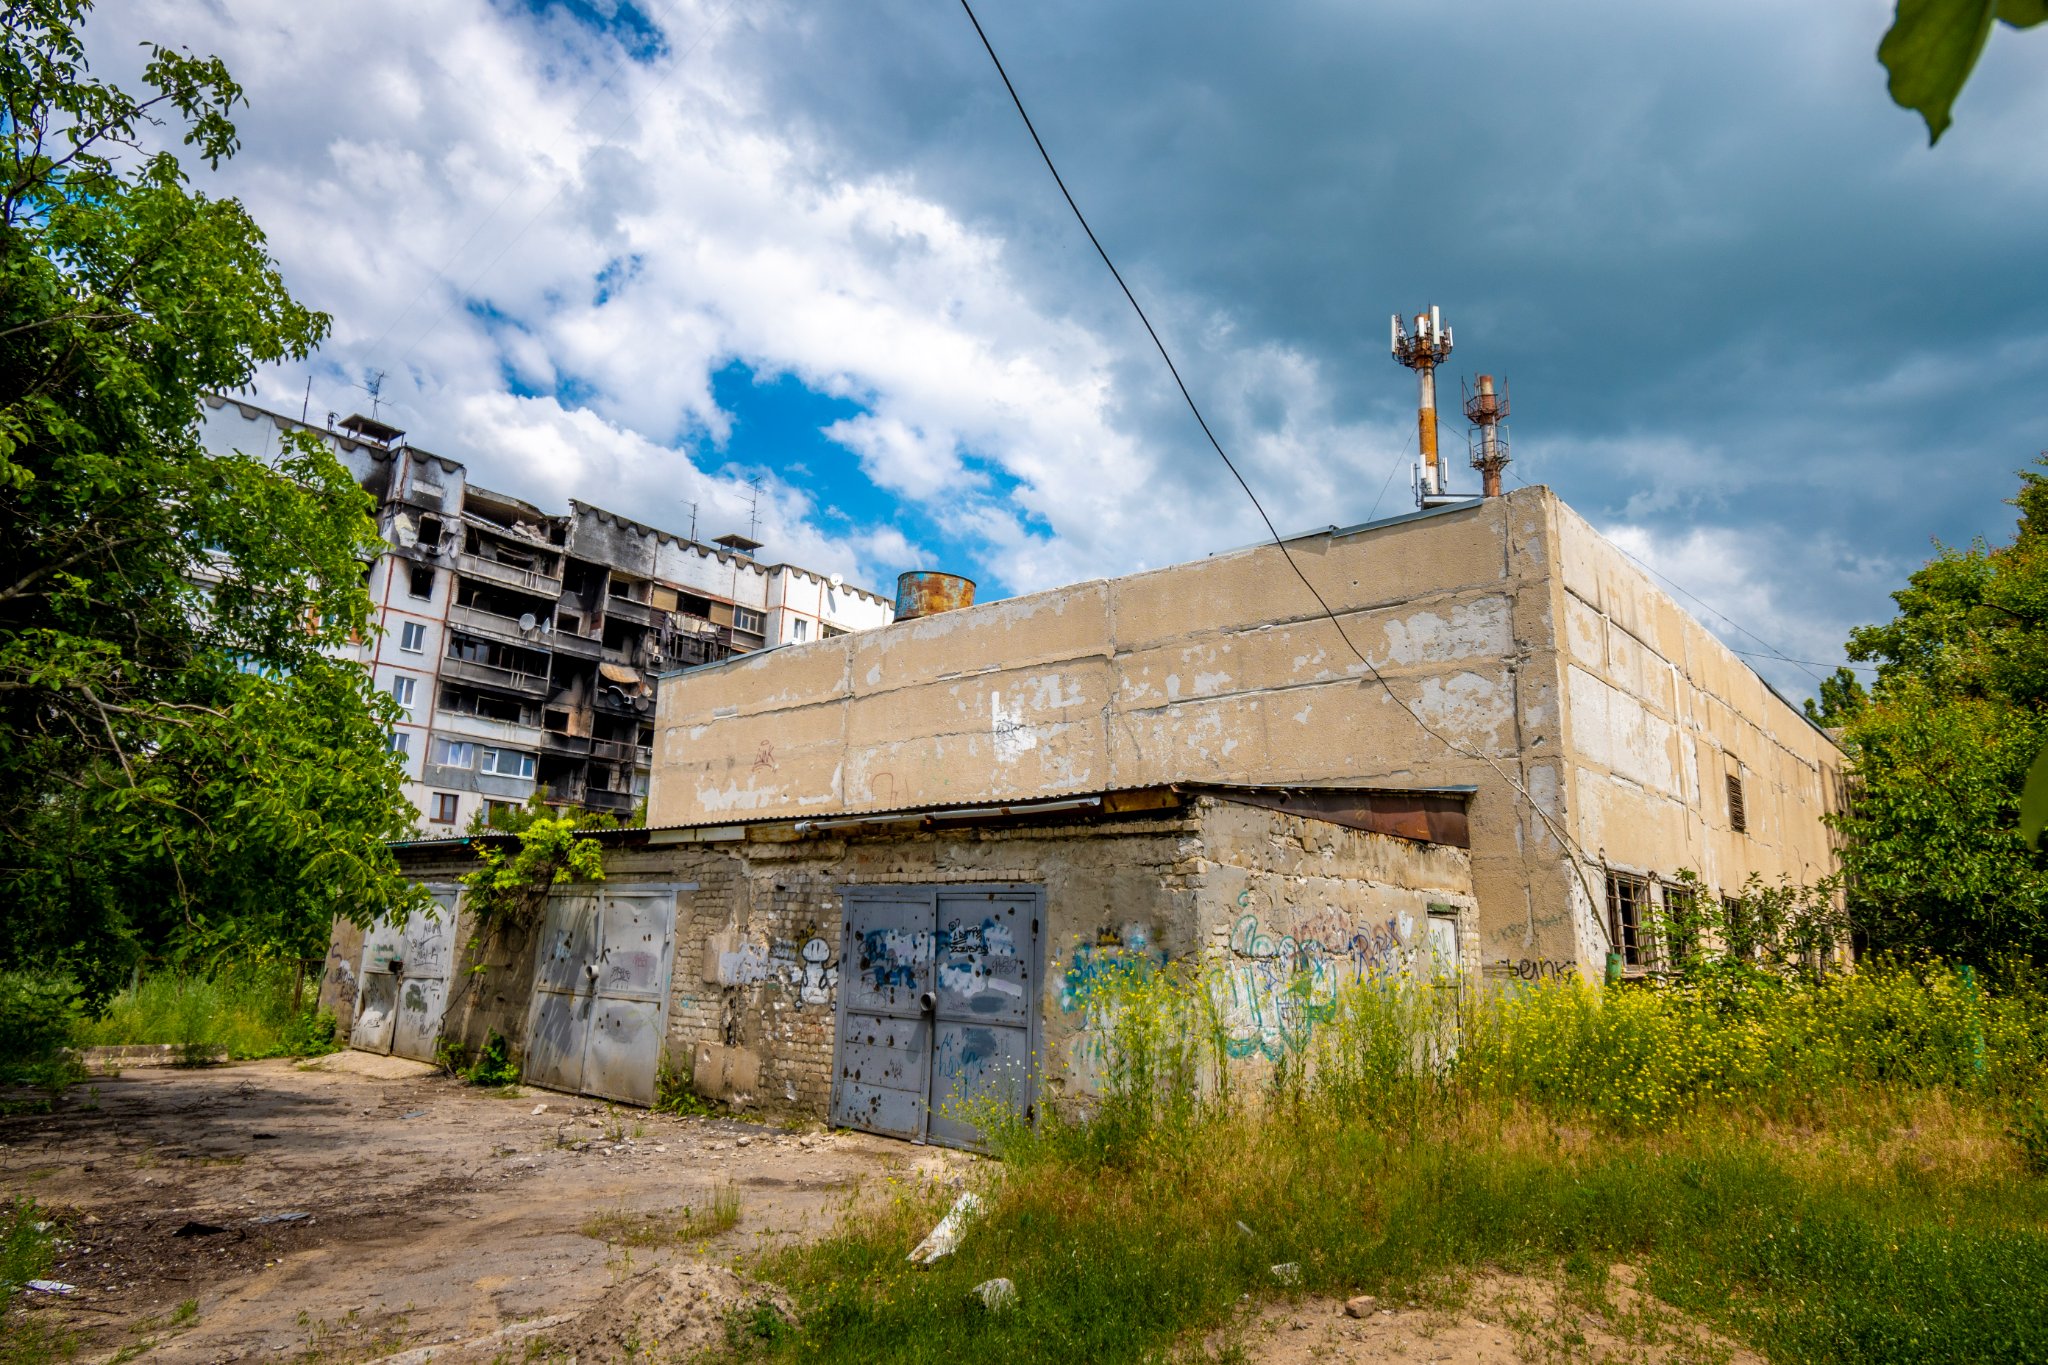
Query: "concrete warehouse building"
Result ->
[[322, 482, 1841, 1146], [646, 485, 1845, 982], [199, 395, 894, 832]]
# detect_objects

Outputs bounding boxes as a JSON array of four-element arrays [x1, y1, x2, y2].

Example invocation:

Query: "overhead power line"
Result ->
[[953, 0, 1613, 922]]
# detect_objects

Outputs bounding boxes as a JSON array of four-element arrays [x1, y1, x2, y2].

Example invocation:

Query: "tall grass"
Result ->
[[74, 962, 337, 1060], [749, 962, 2048, 1365]]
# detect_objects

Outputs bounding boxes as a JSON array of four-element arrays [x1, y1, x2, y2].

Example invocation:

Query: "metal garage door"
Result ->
[[350, 887, 458, 1061], [832, 884, 1042, 1148], [523, 887, 679, 1106]]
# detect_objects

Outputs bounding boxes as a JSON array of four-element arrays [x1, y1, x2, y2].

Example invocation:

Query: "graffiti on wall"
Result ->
[[1216, 908, 1449, 1060], [781, 936, 839, 1006]]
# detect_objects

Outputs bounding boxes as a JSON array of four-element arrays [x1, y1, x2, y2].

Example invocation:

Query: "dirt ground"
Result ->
[[2, 1056, 1757, 1365], [1, 1052, 963, 1363]]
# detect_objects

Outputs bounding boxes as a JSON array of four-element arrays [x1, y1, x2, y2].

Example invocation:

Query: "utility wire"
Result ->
[[955, 0, 1614, 929]]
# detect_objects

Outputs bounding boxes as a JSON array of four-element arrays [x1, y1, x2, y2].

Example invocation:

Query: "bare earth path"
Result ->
[[0, 1053, 953, 1362]]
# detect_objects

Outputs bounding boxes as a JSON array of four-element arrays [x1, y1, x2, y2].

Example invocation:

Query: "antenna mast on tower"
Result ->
[[1464, 374, 1511, 498], [1391, 306, 1455, 507]]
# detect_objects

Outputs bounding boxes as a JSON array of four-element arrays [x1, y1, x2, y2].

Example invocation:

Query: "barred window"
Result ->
[[1607, 872, 1649, 969]]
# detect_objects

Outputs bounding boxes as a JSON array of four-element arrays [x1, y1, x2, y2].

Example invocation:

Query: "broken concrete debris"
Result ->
[[907, 1191, 984, 1266], [1345, 1294, 1379, 1318]]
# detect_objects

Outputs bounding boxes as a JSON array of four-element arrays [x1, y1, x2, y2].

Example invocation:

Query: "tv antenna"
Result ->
[[684, 500, 699, 542], [746, 477, 763, 542], [356, 369, 389, 421]]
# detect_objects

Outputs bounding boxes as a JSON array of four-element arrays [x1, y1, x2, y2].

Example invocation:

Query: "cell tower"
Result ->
[[1391, 306, 1454, 506], [1464, 373, 1510, 497]]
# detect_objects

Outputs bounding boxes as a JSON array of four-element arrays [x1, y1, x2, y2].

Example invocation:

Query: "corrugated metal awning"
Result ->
[[598, 662, 641, 686]]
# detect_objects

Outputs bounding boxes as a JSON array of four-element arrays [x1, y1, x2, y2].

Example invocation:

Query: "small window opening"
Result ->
[[1606, 871, 1649, 969], [431, 793, 459, 825], [407, 564, 435, 599], [1727, 772, 1748, 833]]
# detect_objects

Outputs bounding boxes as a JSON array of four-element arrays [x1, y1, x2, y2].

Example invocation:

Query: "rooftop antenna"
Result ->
[[685, 500, 699, 543], [356, 369, 388, 422], [1464, 374, 1511, 498], [745, 477, 763, 543], [300, 376, 313, 425], [1391, 306, 1454, 506]]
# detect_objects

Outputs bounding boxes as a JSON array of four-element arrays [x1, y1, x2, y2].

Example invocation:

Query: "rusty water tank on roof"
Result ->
[[894, 570, 976, 622]]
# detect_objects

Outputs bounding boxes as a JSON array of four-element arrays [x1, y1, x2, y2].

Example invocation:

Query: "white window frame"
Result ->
[[480, 747, 536, 779], [789, 617, 809, 643], [390, 675, 417, 711], [399, 621, 427, 653], [434, 739, 476, 769], [733, 607, 764, 633], [387, 731, 410, 755]]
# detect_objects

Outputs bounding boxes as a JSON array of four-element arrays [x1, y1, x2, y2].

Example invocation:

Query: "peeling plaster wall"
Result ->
[[656, 488, 1567, 967], [649, 485, 1837, 978], [1552, 504, 1845, 945]]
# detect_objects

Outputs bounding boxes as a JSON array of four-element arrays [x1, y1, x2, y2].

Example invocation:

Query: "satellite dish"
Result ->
[[539, 618, 553, 635], [829, 573, 844, 590], [518, 613, 538, 632]]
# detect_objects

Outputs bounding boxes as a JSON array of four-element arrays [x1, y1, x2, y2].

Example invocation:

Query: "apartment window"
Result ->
[[387, 731, 410, 756], [390, 675, 417, 712], [1606, 871, 1649, 969], [1726, 772, 1748, 833], [789, 617, 809, 643], [433, 739, 476, 769], [431, 793, 459, 825], [631, 770, 649, 797], [481, 747, 536, 779], [822, 623, 847, 638], [407, 564, 435, 599], [733, 607, 764, 633], [399, 621, 427, 653]]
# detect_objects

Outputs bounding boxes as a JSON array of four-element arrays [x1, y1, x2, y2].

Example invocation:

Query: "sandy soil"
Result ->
[[3, 1056, 1758, 1364], [1, 1052, 965, 1363], [1222, 1267, 1763, 1365]]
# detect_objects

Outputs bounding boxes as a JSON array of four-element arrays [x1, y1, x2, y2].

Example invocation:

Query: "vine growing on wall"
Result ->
[[462, 816, 607, 930]]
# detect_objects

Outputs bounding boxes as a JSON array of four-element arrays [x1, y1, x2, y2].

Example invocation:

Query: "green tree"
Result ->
[[1880, 0, 2048, 144], [0, 0, 421, 998], [1829, 460, 2048, 963]]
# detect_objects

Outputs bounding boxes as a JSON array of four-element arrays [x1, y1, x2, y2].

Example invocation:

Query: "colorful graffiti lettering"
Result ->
[[859, 926, 929, 990], [937, 916, 1024, 1013], [1216, 912, 1429, 1060]]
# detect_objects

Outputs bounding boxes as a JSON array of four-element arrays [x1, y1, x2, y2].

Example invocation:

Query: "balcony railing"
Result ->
[[440, 655, 550, 695], [584, 788, 636, 813], [447, 601, 550, 642], [603, 596, 652, 626], [454, 550, 562, 597], [588, 736, 636, 763]]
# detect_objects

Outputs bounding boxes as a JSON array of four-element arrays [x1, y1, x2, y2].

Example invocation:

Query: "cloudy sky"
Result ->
[[96, 0, 2048, 702]]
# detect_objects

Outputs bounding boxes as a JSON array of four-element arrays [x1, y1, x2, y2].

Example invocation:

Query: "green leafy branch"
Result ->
[[462, 817, 607, 930], [1881, 0, 2047, 143]]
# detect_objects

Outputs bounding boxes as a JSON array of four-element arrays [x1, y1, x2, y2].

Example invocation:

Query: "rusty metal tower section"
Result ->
[[1464, 374, 1510, 497], [1391, 306, 1454, 505]]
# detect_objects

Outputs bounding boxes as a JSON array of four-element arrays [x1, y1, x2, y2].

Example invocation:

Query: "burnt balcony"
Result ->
[[447, 601, 550, 642], [549, 628, 603, 659], [602, 596, 652, 626], [583, 788, 636, 814], [454, 550, 562, 597], [440, 655, 550, 696], [588, 736, 637, 763]]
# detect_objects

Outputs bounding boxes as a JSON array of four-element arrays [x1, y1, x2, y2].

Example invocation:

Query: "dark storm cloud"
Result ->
[[711, 0, 2048, 691]]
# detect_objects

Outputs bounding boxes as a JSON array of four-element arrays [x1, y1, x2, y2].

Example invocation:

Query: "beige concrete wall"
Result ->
[[1551, 503, 1843, 962], [655, 488, 1571, 965], [648, 485, 1839, 978]]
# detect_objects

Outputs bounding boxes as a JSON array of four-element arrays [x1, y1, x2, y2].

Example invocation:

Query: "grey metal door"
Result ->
[[523, 888, 677, 1106], [391, 891, 458, 1062], [350, 889, 457, 1059], [832, 884, 1041, 1148]]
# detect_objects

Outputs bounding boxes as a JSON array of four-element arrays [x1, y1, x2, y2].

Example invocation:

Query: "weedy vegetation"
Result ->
[[738, 957, 2048, 1365], [72, 962, 338, 1062]]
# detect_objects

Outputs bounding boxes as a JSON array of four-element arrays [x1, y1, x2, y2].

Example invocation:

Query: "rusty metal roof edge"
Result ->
[[387, 779, 1478, 853]]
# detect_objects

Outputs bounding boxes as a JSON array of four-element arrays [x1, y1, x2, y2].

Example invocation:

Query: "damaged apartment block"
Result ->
[[199, 395, 896, 832]]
